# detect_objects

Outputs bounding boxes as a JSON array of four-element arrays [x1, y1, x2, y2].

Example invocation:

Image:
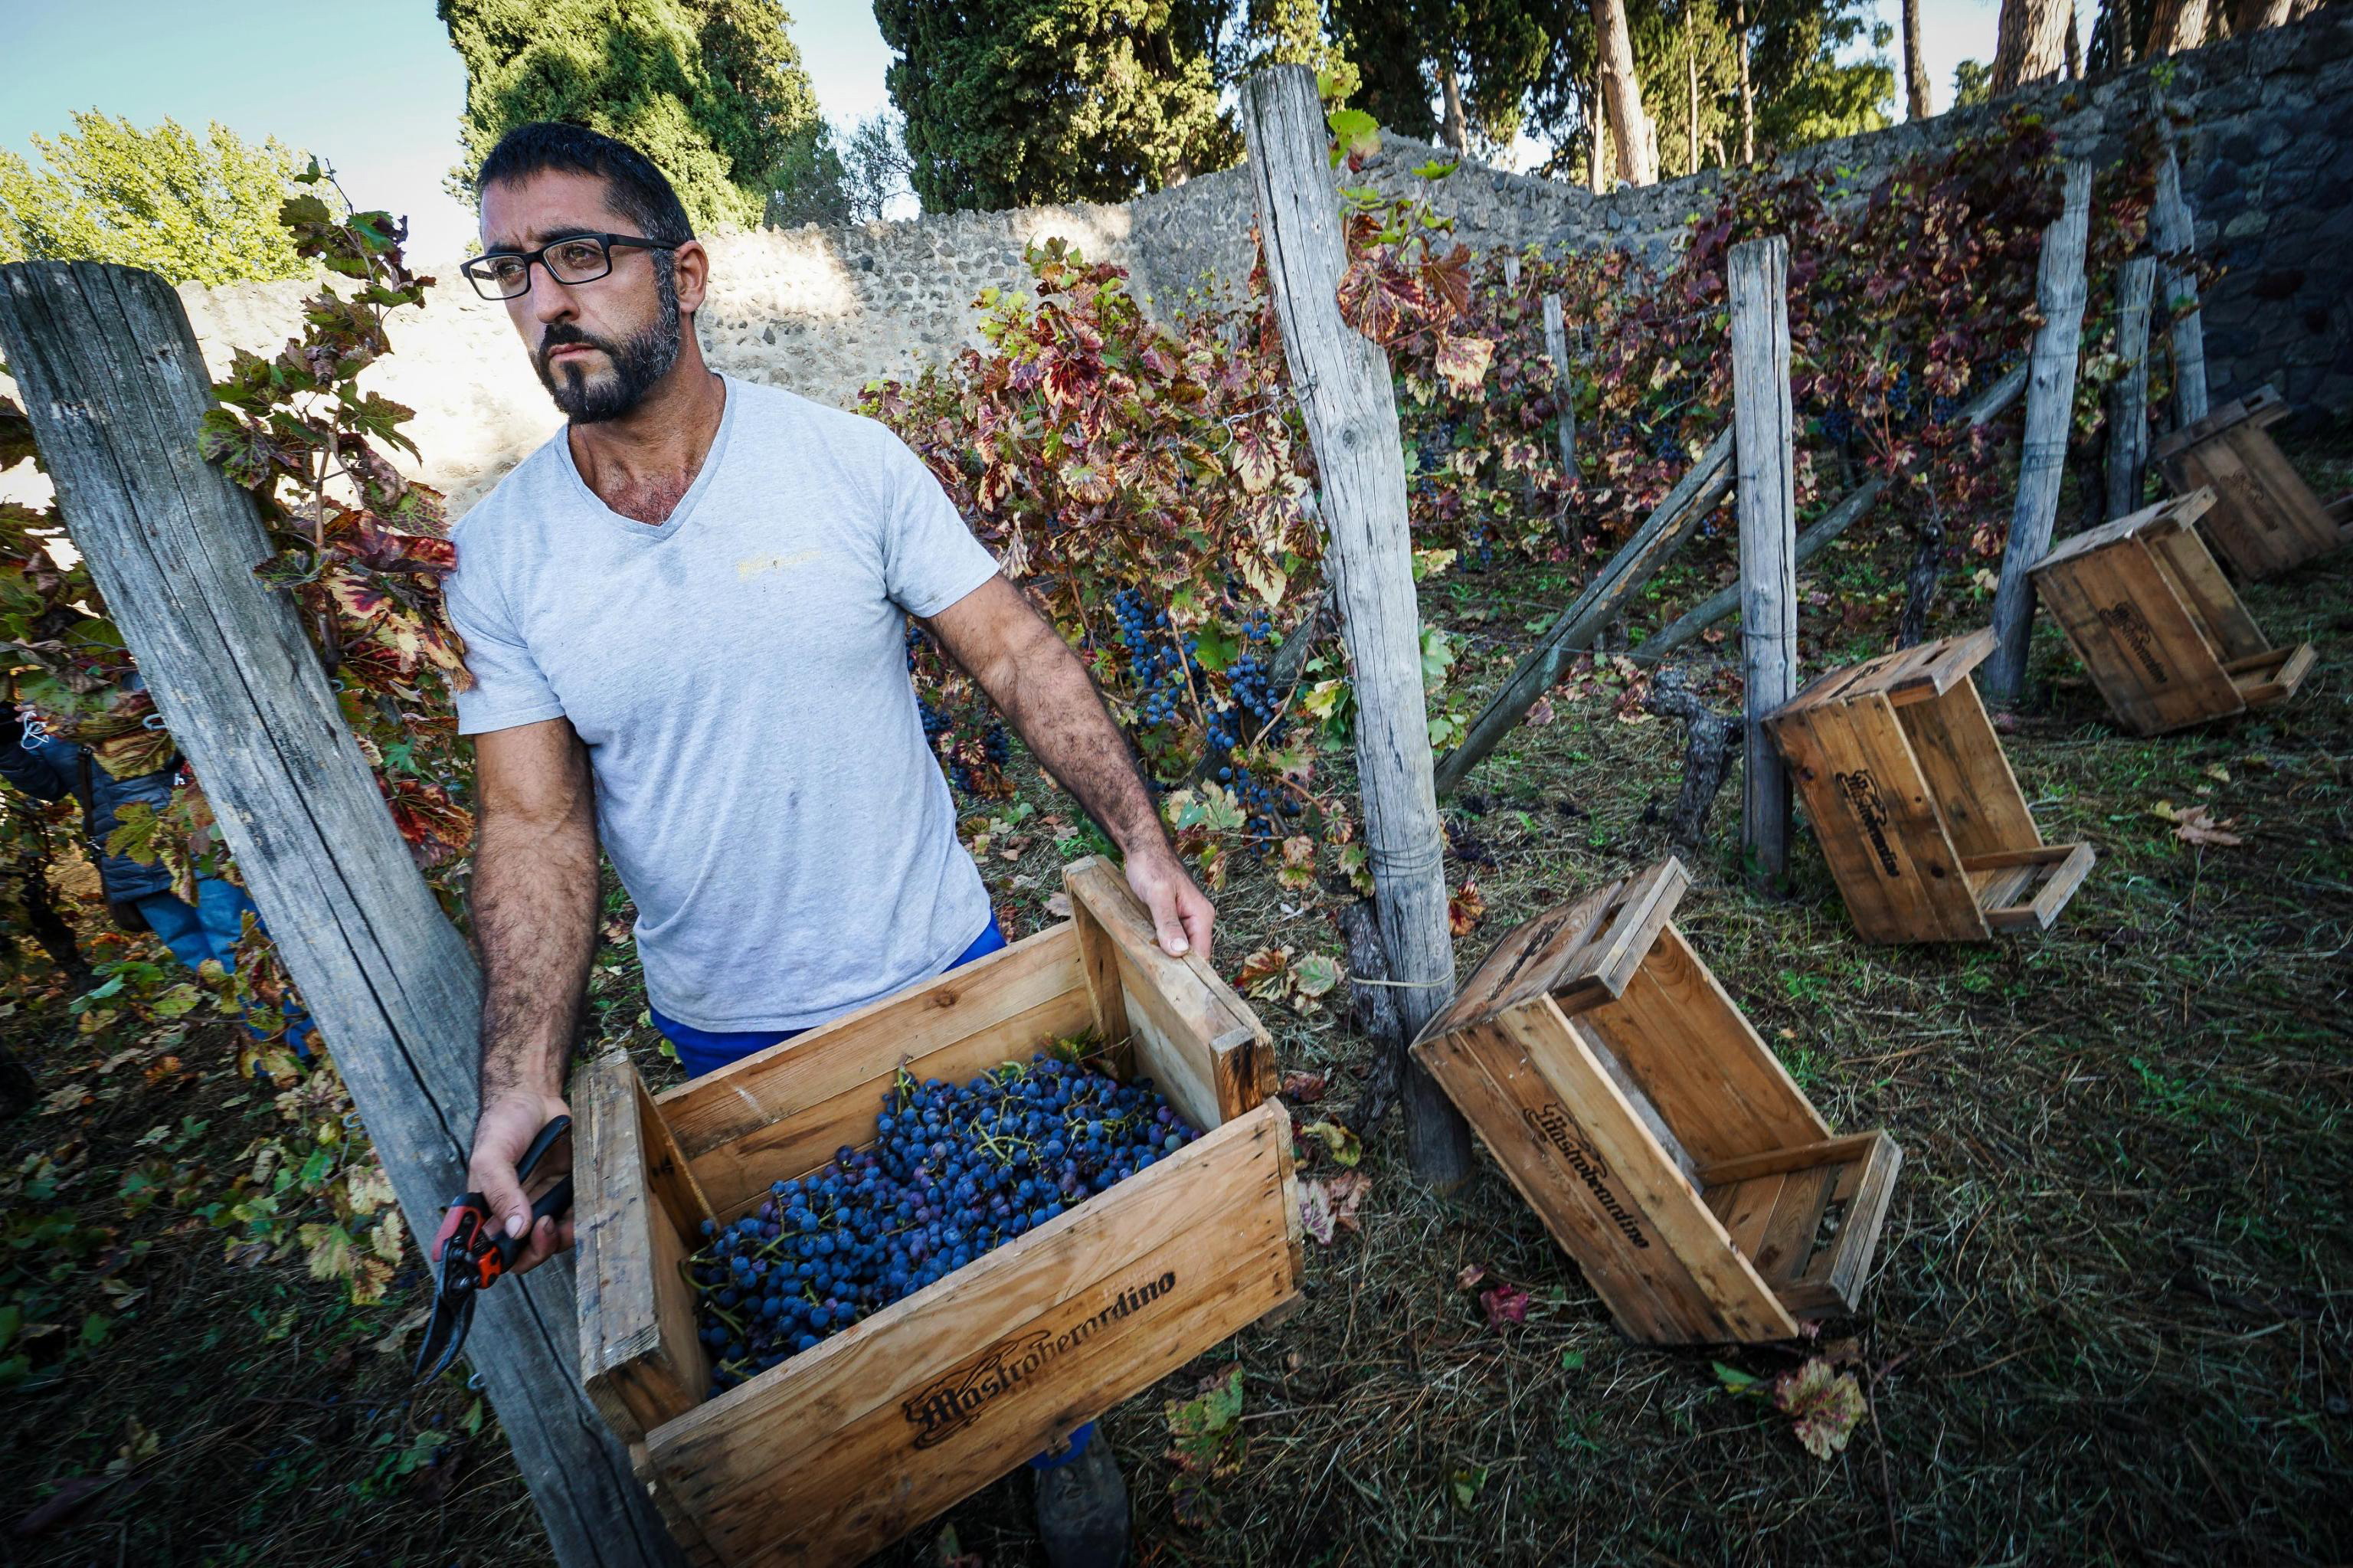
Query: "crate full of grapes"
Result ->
[[573, 857, 1303, 1568]]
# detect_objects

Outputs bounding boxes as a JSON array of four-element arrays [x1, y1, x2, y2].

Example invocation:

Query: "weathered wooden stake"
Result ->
[[2106, 254, 2157, 519], [1985, 161, 2094, 705], [0, 262, 682, 1568], [1542, 293, 1577, 478], [2152, 133, 2208, 429], [1240, 67, 1472, 1188], [1727, 236, 1795, 888]]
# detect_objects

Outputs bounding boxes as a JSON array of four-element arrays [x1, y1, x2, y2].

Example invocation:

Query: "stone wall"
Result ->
[[4, 7, 2344, 517]]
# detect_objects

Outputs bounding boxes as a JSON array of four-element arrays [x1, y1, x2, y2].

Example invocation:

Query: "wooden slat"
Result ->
[[656, 921, 1083, 1147], [1497, 1000, 1796, 1342], [1573, 922, 1828, 1169], [577, 1052, 710, 1446], [1970, 843, 2096, 932], [1749, 1161, 1839, 1286], [1893, 678, 2041, 857], [1782, 1132, 1903, 1314], [1412, 1025, 1722, 1342], [646, 1102, 1298, 1568], [1769, 696, 1988, 944], [1063, 857, 1273, 1126], [2235, 643, 2315, 708], [685, 984, 1098, 1221], [1709, 1170, 1785, 1262], [1694, 1132, 1887, 1187], [2141, 503, 2268, 660], [1422, 858, 1692, 1039], [630, 1443, 722, 1568], [2169, 417, 2341, 578]]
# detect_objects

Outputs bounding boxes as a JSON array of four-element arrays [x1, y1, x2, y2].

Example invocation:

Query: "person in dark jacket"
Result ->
[[2, 710, 312, 1057]]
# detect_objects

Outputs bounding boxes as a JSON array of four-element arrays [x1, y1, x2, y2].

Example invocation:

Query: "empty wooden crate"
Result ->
[[2031, 488, 2315, 735], [2153, 385, 2348, 578], [1766, 627, 2095, 944], [574, 857, 1301, 1568], [1411, 857, 1903, 1344]]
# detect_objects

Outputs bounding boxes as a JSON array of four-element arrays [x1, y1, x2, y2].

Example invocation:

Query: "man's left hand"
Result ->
[[1124, 846, 1214, 959]]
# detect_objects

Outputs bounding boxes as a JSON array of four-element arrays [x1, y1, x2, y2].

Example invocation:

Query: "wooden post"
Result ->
[[1985, 161, 2094, 705], [1543, 294, 1577, 478], [1239, 67, 1472, 1188], [2152, 135, 2208, 428], [2106, 254, 2157, 519], [1727, 236, 1795, 889], [0, 262, 682, 1568]]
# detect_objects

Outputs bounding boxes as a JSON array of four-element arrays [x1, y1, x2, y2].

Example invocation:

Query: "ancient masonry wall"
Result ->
[[5, 8, 2344, 516]]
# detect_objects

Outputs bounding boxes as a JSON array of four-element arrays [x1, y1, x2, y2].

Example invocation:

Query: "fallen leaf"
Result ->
[[1456, 1264, 1488, 1290], [1324, 1169, 1372, 1232], [2169, 804, 2243, 847], [932, 1523, 983, 1568], [1298, 1179, 1336, 1245], [1525, 695, 1556, 728], [1235, 945, 1294, 1000], [1278, 1069, 1328, 1104], [1449, 1463, 1490, 1510], [1298, 1119, 1362, 1167], [1043, 891, 1072, 919], [1289, 953, 1343, 1003], [1480, 1283, 1530, 1327], [1448, 876, 1487, 937], [1772, 1356, 1864, 1460]]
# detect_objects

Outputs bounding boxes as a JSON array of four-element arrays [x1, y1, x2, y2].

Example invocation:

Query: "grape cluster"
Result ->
[[688, 1054, 1199, 1394], [1112, 589, 1289, 787]]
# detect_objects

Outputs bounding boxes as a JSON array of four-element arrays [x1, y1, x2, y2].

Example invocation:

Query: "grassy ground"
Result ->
[[4, 437, 2348, 1566]]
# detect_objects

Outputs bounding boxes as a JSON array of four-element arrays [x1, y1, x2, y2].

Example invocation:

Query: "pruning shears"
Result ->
[[414, 1115, 574, 1383]]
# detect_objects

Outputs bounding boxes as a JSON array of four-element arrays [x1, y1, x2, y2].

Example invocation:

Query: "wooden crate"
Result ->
[[1765, 627, 2096, 944], [2152, 385, 2348, 579], [574, 857, 1301, 1568], [2031, 488, 2316, 735], [1410, 857, 1903, 1344]]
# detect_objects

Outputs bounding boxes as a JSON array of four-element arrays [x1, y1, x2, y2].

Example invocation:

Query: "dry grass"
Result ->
[[5, 437, 2348, 1566]]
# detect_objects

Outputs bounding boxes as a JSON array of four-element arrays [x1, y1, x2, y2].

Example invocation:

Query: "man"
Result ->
[[441, 123, 1209, 1567]]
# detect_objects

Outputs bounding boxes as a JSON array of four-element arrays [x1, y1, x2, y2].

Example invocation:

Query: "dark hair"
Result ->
[[474, 122, 695, 246]]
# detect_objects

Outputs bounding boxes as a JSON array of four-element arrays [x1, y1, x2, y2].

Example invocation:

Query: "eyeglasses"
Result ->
[[460, 233, 682, 301]]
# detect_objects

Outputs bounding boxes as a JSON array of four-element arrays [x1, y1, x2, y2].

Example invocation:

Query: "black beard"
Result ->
[[535, 265, 684, 424]]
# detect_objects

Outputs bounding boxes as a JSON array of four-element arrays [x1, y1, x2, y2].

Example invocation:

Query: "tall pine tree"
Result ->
[[440, 0, 823, 231], [875, 0, 1231, 211]]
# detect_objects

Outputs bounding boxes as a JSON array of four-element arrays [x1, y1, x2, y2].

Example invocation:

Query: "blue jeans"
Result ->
[[650, 919, 1009, 1081], [135, 876, 316, 1056]]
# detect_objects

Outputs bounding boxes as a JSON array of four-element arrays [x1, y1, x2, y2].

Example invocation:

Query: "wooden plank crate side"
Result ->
[[1893, 676, 2041, 859], [2138, 502, 2270, 660], [2160, 417, 2342, 578], [1415, 997, 1798, 1344], [1418, 858, 1690, 1041], [657, 925, 1097, 1219], [2234, 643, 2316, 708], [1698, 1131, 1903, 1314], [1571, 921, 1830, 1171], [1975, 843, 2096, 932], [1062, 856, 1275, 1128], [577, 1051, 714, 1445], [644, 1100, 1300, 1568], [2150, 385, 2288, 461], [630, 1442, 722, 1568], [2033, 489, 2215, 573], [1768, 692, 1991, 943], [2034, 531, 2247, 735]]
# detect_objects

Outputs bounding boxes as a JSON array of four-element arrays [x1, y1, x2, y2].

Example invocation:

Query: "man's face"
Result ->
[[478, 169, 688, 424]]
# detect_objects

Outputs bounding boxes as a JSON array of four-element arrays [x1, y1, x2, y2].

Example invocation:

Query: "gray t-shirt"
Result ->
[[446, 375, 1000, 1032]]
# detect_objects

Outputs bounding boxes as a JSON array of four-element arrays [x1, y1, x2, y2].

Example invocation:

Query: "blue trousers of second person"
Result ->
[[134, 876, 315, 1058]]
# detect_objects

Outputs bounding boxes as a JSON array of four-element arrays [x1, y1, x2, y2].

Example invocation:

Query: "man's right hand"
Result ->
[[437, 1090, 575, 1277]]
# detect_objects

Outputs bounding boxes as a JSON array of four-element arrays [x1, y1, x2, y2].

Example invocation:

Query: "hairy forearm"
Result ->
[[468, 795, 598, 1103]]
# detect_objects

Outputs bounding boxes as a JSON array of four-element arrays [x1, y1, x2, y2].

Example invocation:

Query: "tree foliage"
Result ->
[[875, 0, 1233, 211], [0, 113, 311, 286], [438, 0, 824, 231]]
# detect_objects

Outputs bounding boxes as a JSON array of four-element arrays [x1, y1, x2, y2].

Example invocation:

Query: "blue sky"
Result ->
[[2, 1, 2014, 267]]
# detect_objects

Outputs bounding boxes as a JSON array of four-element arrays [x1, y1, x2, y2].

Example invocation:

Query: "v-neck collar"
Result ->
[[555, 373, 738, 544]]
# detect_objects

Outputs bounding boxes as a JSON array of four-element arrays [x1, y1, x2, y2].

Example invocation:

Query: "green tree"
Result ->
[[1329, 0, 1556, 153], [0, 113, 309, 286], [765, 123, 850, 226], [440, 0, 823, 231], [875, 0, 1232, 212], [840, 112, 918, 223], [1952, 57, 1992, 107]]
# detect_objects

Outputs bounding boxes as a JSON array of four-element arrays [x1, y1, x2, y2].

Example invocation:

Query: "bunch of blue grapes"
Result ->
[[688, 1054, 1199, 1394], [1113, 590, 1288, 773]]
